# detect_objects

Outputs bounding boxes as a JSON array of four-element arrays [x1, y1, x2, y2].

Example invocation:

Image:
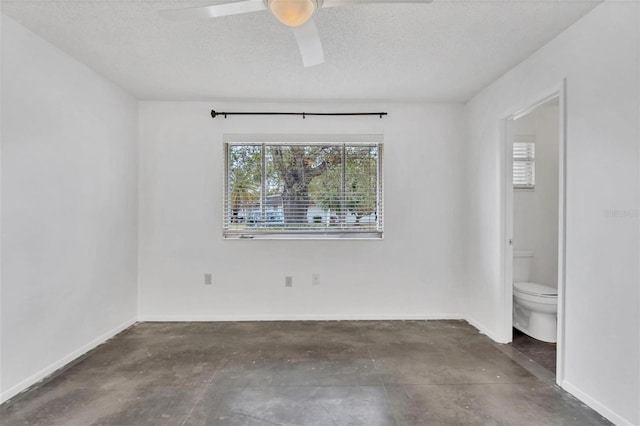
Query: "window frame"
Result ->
[[223, 134, 384, 240], [513, 136, 536, 190]]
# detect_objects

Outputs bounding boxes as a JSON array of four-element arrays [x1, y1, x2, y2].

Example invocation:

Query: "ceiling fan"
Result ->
[[159, 0, 433, 67]]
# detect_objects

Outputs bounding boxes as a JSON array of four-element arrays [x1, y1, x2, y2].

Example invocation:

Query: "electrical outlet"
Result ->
[[204, 273, 213, 285], [312, 273, 320, 285], [285, 276, 293, 287]]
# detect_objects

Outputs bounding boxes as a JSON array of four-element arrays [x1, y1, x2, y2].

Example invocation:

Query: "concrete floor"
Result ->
[[1, 320, 610, 425], [511, 328, 557, 374]]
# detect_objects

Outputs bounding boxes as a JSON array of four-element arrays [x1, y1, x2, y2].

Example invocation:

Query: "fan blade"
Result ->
[[322, 0, 433, 8], [159, 0, 266, 21], [292, 19, 325, 67]]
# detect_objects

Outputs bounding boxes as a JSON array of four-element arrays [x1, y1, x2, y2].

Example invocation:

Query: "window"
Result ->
[[513, 135, 535, 189], [224, 135, 383, 239]]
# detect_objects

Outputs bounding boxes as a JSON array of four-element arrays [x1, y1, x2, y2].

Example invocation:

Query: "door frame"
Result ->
[[499, 80, 567, 386]]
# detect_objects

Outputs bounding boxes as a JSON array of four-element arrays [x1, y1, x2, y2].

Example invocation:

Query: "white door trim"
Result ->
[[499, 80, 567, 387]]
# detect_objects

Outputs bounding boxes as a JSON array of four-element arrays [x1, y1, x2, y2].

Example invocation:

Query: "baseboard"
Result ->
[[561, 380, 635, 426], [464, 315, 508, 343], [138, 313, 467, 322], [0, 317, 137, 404]]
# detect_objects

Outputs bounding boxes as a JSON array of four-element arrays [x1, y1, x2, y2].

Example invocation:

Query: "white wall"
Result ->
[[138, 101, 465, 321], [463, 3, 639, 425], [512, 103, 559, 287], [1, 16, 139, 402]]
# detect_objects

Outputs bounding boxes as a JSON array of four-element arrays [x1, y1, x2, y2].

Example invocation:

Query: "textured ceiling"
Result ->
[[1, 0, 600, 102]]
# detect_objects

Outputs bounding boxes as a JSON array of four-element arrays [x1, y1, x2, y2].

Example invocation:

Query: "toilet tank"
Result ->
[[513, 251, 534, 282]]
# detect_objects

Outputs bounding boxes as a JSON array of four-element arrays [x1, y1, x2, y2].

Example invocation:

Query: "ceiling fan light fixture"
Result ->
[[268, 0, 318, 27]]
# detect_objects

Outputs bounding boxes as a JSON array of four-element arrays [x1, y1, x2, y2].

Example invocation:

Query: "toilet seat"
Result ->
[[514, 282, 557, 297]]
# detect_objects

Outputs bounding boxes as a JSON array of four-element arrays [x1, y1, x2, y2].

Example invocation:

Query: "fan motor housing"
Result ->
[[266, 0, 323, 27]]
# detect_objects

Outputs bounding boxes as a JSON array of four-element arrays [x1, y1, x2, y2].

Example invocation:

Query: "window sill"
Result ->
[[223, 232, 383, 240]]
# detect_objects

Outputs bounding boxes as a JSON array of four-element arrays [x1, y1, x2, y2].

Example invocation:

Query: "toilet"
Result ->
[[513, 251, 558, 343]]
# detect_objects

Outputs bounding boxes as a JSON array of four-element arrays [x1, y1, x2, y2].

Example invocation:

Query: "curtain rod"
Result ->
[[211, 110, 387, 119]]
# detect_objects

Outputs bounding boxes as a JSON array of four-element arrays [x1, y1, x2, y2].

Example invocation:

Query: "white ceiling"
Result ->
[[1, 0, 600, 102]]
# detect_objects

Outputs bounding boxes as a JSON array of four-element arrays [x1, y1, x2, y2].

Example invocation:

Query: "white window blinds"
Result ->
[[224, 137, 383, 239], [513, 135, 535, 189]]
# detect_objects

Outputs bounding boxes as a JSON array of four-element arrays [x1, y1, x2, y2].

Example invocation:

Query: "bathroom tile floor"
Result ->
[[0, 321, 611, 425], [511, 328, 557, 374]]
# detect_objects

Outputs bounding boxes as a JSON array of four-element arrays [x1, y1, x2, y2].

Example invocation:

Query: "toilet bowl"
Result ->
[[513, 282, 558, 343], [512, 251, 558, 343]]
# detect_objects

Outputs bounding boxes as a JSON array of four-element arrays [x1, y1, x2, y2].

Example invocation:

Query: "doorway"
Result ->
[[501, 85, 567, 385]]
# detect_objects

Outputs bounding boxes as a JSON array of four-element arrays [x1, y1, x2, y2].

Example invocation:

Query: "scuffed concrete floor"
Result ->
[[510, 328, 557, 374], [0, 320, 610, 425]]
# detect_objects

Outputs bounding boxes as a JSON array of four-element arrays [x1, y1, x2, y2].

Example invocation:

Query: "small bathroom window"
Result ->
[[513, 135, 535, 189]]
